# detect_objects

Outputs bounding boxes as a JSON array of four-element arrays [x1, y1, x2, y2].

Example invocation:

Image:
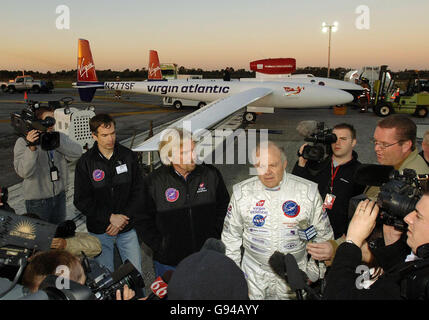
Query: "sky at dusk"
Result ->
[[1, 0, 428, 73]]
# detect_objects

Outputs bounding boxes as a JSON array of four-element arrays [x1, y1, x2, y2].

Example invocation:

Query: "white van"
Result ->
[[162, 97, 207, 110]]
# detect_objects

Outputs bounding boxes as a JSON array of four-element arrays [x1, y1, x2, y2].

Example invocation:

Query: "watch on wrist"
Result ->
[[345, 239, 356, 246]]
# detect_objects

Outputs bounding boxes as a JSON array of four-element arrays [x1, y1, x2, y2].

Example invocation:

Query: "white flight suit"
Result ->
[[221, 172, 334, 300]]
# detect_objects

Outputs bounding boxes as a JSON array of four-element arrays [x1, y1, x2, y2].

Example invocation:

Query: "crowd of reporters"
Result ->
[[1, 106, 429, 300]]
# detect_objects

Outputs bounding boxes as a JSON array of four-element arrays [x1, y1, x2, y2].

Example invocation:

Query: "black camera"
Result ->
[[301, 122, 337, 163], [377, 169, 428, 230], [349, 168, 428, 230], [10, 100, 60, 151], [82, 255, 145, 300]]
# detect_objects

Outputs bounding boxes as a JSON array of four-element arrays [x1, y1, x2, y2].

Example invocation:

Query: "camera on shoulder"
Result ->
[[10, 100, 60, 151], [297, 121, 337, 163]]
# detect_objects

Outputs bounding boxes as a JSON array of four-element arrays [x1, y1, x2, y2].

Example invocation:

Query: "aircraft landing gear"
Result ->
[[243, 112, 257, 123]]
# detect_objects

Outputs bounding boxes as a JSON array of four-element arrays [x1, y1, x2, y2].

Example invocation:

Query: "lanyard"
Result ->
[[47, 150, 55, 165], [330, 159, 340, 193]]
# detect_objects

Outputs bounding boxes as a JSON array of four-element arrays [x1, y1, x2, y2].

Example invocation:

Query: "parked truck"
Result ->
[[6, 75, 54, 93]]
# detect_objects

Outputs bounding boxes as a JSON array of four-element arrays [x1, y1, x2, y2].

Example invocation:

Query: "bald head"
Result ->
[[253, 141, 287, 188]]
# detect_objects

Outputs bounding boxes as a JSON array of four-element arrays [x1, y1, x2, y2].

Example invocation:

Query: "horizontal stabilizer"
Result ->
[[132, 87, 273, 152]]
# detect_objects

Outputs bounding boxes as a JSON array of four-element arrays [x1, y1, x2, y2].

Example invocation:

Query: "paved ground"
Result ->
[[2, 87, 429, 290]]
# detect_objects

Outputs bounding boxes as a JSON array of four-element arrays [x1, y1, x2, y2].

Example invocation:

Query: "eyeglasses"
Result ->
[[372, 139, 403, 150]]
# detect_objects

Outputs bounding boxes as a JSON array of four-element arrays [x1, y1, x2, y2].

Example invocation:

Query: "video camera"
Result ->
[[10, 100, 60, 151], [300, 121, 337, 163], [377, 168, 428, 230], [81, 254, 145, 300], [350, 166, 429, 230]]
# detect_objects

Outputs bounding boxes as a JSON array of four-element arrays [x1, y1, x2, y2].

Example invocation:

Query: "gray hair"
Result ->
[[251, 140, 287, 164]]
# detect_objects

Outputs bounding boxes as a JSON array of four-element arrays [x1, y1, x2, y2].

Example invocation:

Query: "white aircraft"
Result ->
[[74, 39, 357, 152]]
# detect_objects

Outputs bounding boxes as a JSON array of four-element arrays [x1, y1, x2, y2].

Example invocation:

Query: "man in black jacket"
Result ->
[[324, 193, 429, 300], [74, 114, 143, 274], [292, 123, 365, 260], [136, 128, 229, 278]]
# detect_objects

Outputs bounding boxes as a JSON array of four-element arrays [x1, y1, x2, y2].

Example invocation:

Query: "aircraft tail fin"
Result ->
[[76, 39, 102, 102], [148, 50, 163, 81]]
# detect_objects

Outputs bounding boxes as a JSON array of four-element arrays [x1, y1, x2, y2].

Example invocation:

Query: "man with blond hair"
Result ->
[[136, 128, 230, 277]]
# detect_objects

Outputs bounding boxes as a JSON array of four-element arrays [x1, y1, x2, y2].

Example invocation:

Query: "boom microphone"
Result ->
[[353, 164, 394, 187], [296, 120, 319, 137]]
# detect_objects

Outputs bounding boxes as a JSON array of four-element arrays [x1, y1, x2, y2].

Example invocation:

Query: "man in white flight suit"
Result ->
[[221, 141, 334, 299]]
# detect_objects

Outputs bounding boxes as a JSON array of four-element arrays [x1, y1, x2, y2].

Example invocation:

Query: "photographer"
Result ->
[[324, 194, 429, 300], [13, 106, 82, 224], [366, 115, 428, 200]]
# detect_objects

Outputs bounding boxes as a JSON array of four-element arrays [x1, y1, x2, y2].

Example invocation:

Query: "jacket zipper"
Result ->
[[186, 181, 196, 252]]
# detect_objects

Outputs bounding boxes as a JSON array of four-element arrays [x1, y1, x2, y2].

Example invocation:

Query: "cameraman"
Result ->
[[366, 115, 428, 200], [293, 123, 365, 240], [324, 194, 429, 300], [13, 106, 82, 224]]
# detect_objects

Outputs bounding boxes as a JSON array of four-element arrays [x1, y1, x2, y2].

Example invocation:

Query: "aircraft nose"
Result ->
[[334, 90, 354, 105]]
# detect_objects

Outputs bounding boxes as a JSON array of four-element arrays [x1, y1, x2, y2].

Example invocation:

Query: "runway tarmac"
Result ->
[[0, 88, 194, 187], [2, 87, 429, 289]]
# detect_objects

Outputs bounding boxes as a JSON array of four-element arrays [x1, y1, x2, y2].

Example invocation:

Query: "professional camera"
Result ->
[[377, 169, 428, 230], [300, 122, 337, 163], [349, 167, 429, 230], [10, 100, 59, 151], [81, 254, 145, 300]]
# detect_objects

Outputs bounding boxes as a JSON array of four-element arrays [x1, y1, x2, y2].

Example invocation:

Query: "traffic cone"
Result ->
[[24, 91, 28, 102]]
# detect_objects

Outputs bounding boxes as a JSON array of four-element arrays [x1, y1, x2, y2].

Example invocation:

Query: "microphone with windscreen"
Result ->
[[296, 120, 319, 138]]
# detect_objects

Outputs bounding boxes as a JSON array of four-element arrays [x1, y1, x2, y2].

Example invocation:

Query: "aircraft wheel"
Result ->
[[198, 102, 206, 109], [243, 112, 257, 123]]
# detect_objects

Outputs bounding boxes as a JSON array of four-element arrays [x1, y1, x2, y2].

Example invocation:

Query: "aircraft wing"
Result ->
[[132, 87, 273, 152]]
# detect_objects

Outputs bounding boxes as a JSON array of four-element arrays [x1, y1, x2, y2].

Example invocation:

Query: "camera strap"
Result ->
[[47, 150, 59, 182]]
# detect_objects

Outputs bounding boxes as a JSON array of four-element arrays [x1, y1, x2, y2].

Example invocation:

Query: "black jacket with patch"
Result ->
[[136, 164, 229, 266], [73, 142, 144, 234]]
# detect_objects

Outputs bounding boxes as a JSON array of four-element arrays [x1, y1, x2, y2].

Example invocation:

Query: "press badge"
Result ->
[[116, 164, 128, 175], [50, 166, 59, 182], [323, 193, 336, 210]]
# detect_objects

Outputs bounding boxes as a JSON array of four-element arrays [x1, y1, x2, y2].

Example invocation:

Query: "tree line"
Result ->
[[1, 67, 428, 82]]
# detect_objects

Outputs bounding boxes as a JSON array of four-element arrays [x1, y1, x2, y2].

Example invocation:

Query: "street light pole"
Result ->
[[322, 22, 338, 78]]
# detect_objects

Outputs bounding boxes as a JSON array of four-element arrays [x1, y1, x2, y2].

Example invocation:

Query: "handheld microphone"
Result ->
[[284, 253, 321, 300], [269, 251, 303, 300], [353, 164, 394, 187], [147, 270, 173, 300], [297, 220, 317, 242]]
